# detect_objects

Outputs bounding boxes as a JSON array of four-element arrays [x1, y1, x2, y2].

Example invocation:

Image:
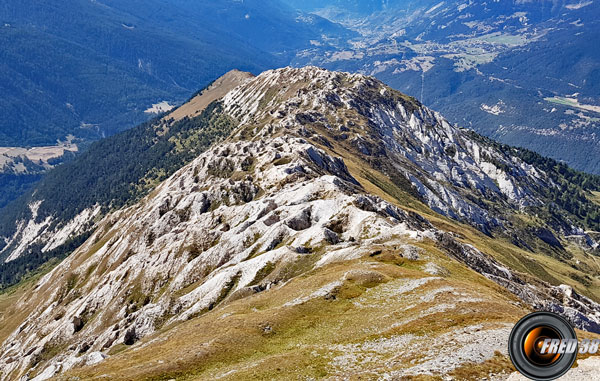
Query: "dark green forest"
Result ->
[[0, 174, 41, 209], [0, 0, 349, 147], [0, 231, 93, 289]]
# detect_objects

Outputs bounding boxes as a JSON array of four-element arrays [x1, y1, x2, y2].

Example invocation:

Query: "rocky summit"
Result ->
[[1, 67, 600, 380]]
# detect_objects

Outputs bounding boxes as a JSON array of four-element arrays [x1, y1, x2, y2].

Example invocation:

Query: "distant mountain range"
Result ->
[[287, 0, 600, 174]]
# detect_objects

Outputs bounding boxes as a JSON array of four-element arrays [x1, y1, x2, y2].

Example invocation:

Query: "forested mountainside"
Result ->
[[2, 67, 600, 380], [0, 0, 353, 147], [0, 174, 41, 210], [287, 0, 600, 174]]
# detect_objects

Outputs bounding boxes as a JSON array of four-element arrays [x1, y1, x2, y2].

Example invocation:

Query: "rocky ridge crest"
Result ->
[[1, 67, 599, 380]]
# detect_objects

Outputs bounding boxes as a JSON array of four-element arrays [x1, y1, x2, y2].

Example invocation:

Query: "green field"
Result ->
[[545, 96, 600, 114]]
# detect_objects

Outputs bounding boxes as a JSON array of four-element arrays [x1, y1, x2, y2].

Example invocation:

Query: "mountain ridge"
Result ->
[[1, 67, 600, 380], [2, 66, 600, 287]]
